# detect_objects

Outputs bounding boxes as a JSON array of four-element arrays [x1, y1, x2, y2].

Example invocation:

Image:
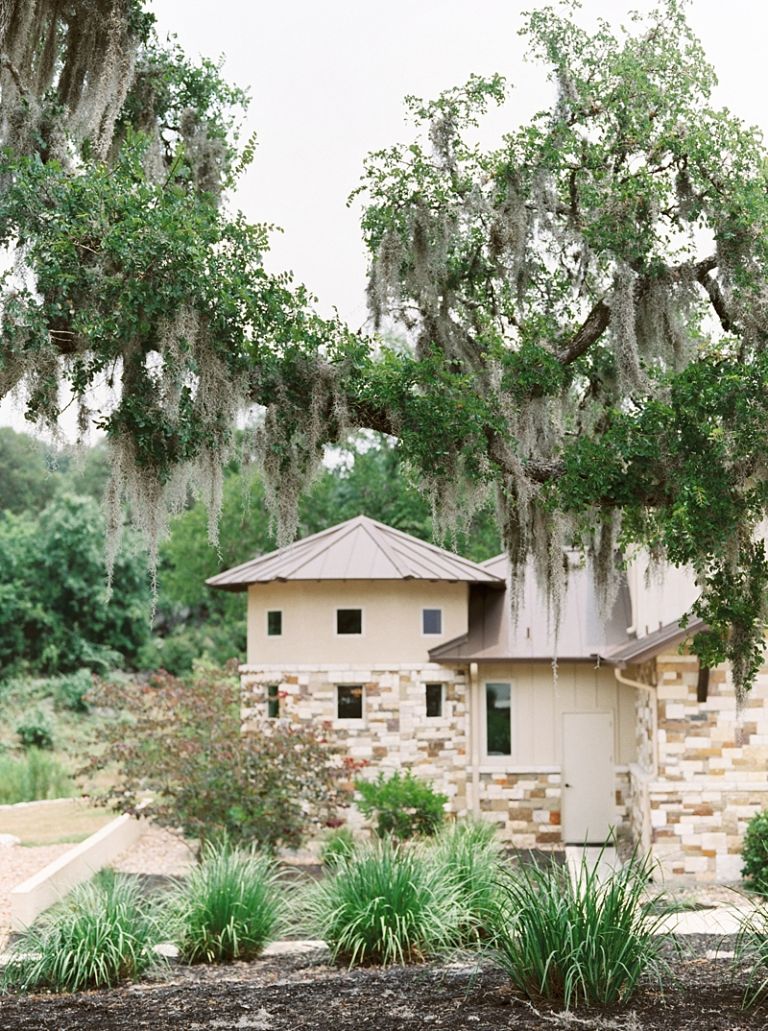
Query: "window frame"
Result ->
[[425, 682, 444, 718], [266, 610, 283, 637], [266, 683, 280, 719], [483, 680, 513, 759], [421, 607, 443, 636], [334, 607, 364, 637], [336, 683, 365, 721]]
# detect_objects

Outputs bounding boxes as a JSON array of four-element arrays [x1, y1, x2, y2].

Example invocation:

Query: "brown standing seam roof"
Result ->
[[206, 515, 506, 591], [599, 617, 706, 667]]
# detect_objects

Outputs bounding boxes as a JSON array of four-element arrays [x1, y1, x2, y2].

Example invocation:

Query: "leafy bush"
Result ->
[[16, 710, 54, 750], [742, 809, 768, 895], [302, 839, 459, 965], [492, 850, 669, 1009], [82, 666, 346, 851], [355, 770, 448, 841], [0, 749, 73, 803], [2, 871, 159, 992], [166, 842, 283, 963], [431, 819, 504, 943], [53, 669, 93, 713], [320, 827, 358, 869]]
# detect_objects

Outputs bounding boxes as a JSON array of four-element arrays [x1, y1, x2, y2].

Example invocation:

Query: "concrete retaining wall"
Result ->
[[10, 813, 146, 930]]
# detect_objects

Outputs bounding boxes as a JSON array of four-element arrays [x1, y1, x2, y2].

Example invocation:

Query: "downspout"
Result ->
[[613, 666, 657, 778], [469, 661, 481, 818]]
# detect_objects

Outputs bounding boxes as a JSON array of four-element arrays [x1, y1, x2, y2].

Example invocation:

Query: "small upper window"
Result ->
[[267, 610, 282, 637], [422, 608, 442, 635], [337, 609, 362, 635], [266, 683, 280, 719], [426, 683, 443, 718], [337, 684, 363, 719]]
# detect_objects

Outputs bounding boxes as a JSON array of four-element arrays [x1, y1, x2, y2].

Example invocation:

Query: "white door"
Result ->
[[561, 712, 615, 844]]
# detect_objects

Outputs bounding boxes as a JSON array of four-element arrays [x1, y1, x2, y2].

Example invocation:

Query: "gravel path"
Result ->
[[0, 843, 73, 948]]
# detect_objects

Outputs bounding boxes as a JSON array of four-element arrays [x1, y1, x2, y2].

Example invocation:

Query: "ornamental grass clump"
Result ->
[[736, 902, 768, 1007], [303, 839, 459, 966], [492, 850, 669, 1009], [319, 826, 358, 869], [2, 871, 159, 993], [167, 842, 283, 964], [431, 819, 504, 944]]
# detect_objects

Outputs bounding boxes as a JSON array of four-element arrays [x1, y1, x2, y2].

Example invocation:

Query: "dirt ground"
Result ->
[[0, 936, 764, 1030]]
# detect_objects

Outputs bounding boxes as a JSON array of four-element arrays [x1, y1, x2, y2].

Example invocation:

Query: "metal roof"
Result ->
[[600, 617, 705, 667], [206, 515, 506, 591], [429, 552, 634, 663]]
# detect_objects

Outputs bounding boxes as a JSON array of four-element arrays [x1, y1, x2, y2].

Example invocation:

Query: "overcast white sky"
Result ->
[[1, 0, 765, 433]]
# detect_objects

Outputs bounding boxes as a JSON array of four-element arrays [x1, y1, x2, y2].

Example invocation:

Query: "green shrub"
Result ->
[[0, 748, 74, 803], [2, 872, 159, 992], [431, 819, 504, 943], [355, 770, 448, 841], [320, 826, 358, 869], [53, 669, 93, 713], [165, 842, 283, 963], [742, 809, 768, 895], [302, 839, 459, 966], [16, 710, 54, 750], [492, 850, 669, 1009]]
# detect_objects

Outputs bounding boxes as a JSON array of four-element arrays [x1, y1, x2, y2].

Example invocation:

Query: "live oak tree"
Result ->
[[2, 0, 768, 695]]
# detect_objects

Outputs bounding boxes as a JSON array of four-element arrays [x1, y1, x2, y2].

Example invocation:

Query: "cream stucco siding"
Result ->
[[246, 580, 469, 666], [473, 661, 637, 768]]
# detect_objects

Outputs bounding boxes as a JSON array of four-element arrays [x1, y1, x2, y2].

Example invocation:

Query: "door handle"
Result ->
[[564, 783, 572, 788]]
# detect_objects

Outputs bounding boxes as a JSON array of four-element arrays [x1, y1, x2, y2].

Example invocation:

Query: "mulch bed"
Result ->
[[0, 936, 763, 1030]]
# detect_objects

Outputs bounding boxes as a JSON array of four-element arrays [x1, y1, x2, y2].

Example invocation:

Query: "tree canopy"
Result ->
[[2, 1, 768, 694]]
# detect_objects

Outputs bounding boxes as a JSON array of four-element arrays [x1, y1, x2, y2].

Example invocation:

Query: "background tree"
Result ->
[[3, 2, 768, 693], [0, 495, 150, 675]]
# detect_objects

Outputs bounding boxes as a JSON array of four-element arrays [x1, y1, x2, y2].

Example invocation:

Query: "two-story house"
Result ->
[[208, 514, 768, 881]]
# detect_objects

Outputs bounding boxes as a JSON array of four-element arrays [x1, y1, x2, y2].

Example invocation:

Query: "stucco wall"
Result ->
[[246, 580, 468, 666]]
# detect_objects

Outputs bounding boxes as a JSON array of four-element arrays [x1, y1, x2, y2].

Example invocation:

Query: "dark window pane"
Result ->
[[486, 682, 511, 755], [422, 608, 442, 635], [266, 683, 279, 719], [267, 611, 282, 636], [426, 683, 443, 718], [337, 685, 363, 719], [337, 609, 362, 635]]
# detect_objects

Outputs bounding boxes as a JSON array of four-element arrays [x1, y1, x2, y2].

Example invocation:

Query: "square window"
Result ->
[[426, 683, 443, 718], [266, 683, 280, 719], [267, 610, 282, 636], [485, 682, 511, 756], [422, 608, 442, 635], [337, 684, 363, 719], [336, 609, 362, 635]]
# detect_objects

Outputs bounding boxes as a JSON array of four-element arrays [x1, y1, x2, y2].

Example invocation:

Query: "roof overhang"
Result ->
[[600, 617, 706, 668]]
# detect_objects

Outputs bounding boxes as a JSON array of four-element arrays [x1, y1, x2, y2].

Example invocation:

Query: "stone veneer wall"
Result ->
[[241, 664, 633, 847], [240, 664, 471, 825], [633, 652, 768, 881]]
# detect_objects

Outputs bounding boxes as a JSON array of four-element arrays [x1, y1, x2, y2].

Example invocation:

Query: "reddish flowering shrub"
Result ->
[[81, 665, 346, 851]]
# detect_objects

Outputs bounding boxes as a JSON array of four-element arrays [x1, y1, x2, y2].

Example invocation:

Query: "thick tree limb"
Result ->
[[556, 299, 611, 365]]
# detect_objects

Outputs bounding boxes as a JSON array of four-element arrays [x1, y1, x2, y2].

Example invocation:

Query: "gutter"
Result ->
[[613, 666, 658, 778]]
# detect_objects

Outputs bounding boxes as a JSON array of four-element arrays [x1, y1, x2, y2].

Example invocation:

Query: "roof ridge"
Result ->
[[358, 517, 408, 577]]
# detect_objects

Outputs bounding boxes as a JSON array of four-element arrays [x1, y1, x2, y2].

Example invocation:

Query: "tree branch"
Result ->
[[556, 299, 611, 365]]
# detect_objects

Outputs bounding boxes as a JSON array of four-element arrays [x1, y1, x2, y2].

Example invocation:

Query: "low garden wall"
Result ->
[[10, 812, 146, 930]]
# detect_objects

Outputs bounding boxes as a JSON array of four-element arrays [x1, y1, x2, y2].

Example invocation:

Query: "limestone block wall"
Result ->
[[475, 771, 562, 847], [240, 664, 470, 824], [639, 651, 768, 881]]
